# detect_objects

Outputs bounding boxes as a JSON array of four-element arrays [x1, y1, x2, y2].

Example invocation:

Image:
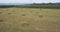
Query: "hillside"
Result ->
[[0, 3, 60, 9]]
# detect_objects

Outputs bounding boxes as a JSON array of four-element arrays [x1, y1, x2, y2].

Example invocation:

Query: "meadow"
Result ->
[[0, 8, 60, 32]]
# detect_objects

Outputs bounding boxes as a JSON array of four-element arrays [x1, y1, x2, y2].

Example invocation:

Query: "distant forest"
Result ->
[[0, 3, 60, 9]]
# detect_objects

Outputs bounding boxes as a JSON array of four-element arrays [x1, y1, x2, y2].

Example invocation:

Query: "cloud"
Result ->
[[0, 0, 60, 3]]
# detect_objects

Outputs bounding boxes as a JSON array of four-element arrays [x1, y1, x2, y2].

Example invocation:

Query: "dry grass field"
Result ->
[[0, 8, 60, 32]]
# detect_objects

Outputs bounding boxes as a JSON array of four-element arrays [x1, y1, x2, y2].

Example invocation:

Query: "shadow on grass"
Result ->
[[0, 20, 4, 22], [0, 12, 3, 14], [22, 14, 26, 16], [39, 15, 43, 18]]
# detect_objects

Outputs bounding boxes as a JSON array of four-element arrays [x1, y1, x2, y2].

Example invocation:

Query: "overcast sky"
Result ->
[[0, 0, 60, 3]]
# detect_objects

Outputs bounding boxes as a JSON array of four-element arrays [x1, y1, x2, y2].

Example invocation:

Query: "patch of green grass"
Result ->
[[0, 12, 2, 14], [8, 13, 12, 15], [38, 15, 43, 18]]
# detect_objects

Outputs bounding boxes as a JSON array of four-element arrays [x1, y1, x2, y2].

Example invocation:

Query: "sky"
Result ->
[[0, 0, 60, 3]]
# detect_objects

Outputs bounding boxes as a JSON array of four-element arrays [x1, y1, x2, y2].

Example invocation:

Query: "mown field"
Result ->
[[0, 8, 60, 32]]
